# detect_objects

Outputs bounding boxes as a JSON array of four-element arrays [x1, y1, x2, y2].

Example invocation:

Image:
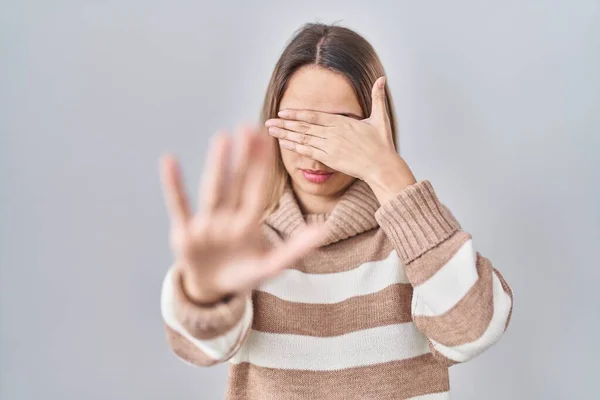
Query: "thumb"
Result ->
[[369, 76, 390, 129]]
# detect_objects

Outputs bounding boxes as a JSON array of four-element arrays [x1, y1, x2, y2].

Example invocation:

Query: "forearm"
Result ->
[[374, 180, 513, 364]]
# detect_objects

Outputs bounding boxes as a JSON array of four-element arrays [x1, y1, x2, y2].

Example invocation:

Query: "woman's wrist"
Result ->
[[364, 152, 417, 205], [179, 266, 231, 306]]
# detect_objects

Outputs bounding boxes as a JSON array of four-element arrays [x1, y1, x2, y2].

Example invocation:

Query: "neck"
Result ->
[[291, 182, 344, 214]]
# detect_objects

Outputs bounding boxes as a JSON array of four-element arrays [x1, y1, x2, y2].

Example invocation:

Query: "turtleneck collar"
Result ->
[[264, 179, 381, 246]]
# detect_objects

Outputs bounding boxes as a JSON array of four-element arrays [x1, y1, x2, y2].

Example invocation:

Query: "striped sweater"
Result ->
[[161, 179, 513, 399]]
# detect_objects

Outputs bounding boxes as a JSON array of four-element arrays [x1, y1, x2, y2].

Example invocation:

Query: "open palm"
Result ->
[[159, 126, 325, 304]]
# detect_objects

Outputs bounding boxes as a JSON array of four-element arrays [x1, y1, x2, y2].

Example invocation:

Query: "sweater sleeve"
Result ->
[[374, 180, 513, 366], [160, 266, 253, 367]]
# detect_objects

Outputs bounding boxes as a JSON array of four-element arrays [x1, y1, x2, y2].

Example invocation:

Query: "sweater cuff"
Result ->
[[170, 267, 248, 340], [374, 180, 460, 264]]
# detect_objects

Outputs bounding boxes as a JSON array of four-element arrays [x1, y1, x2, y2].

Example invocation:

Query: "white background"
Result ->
[[1, 1, 599, 399]]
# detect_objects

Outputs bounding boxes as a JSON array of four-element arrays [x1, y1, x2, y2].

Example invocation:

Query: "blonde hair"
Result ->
[[260, 23, 398, 217]]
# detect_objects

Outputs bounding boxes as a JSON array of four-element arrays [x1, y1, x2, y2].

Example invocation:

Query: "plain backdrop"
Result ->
[[1, 1, 599, 399]]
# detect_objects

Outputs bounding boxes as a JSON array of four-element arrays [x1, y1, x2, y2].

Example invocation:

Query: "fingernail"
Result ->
[[265, 119, 275, 127], [378, 76, 386, 88], [278, 110, 291, 118]]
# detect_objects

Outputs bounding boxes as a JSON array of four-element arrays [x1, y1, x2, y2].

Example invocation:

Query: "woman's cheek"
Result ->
[[279, 147, 298, 174]]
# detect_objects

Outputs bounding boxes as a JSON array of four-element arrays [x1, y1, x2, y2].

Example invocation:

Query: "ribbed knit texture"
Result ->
[[266, 179, 381, 245], [374, 180, 459, 263], [161, 179, 514, 400]]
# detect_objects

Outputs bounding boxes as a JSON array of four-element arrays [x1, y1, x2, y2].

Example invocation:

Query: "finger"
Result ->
[[369, 76, 391, 129], [267, 126, 327, 149], [265, 118, 326, 138], [277, 109, 340, 126], [279, 139, 327, 161], [239, 128, 272, 221], [159, 154, 192, 226], [199, 131, 231, 212], [260, 225, 329, 278], [225, 125, 255, 210]]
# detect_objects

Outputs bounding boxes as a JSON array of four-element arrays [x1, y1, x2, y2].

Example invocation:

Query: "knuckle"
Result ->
[[297, 122, 309, 133], [300, 134, 310, 145]]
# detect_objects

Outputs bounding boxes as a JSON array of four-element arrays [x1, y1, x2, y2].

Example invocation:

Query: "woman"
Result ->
[[159, 23, 513, 400]]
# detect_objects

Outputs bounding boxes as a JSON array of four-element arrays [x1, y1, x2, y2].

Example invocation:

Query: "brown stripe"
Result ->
[[282, 228, 395, 274], [171, 267, 249, 340], [493, 267, 514, 331], [164, 324, 217, 366], [252, 283, 413, 336], [413, 253, 494, 347], [165, 320, 252, 367], [226, 354, 449, 400], [406, 231, 472, 286]]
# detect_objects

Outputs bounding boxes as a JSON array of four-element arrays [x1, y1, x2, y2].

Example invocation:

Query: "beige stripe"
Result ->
[[252, 283, 413, 336], [413, 254, 494, 347], [171, 267, 248, 340], [439, 203, 461, 229], [226, 354, 449, 400], [493, 267, 514, 331], [374, 181, 460, 264], [406, 231, 472, 286], [164, 324, 217, 366]]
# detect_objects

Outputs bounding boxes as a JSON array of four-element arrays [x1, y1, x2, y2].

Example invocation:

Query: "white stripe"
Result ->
[[413, 239, 478, 316], [160, 268, 253, 360], [257, 250, 408, 304], [430, 271, 512, 362], [410, 392, 450, 399], [230, 323, 430, 370]]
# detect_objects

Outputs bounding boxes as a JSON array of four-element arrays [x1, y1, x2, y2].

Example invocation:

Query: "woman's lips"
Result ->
[[301, 169, 334, 183]]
